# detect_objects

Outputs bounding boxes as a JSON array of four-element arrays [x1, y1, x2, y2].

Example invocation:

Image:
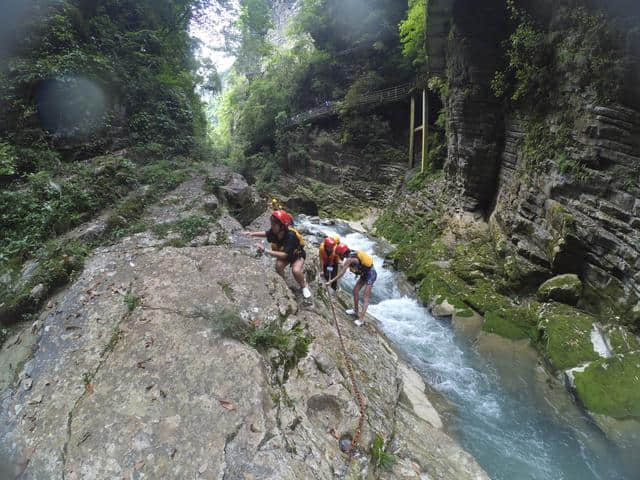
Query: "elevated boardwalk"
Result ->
[[289, 78, 425, 127]]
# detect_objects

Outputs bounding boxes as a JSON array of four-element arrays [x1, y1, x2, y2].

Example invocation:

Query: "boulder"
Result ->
[[201, 194, 219, 215], [537, 274, 582, 305], [219, 173, 252, 208]]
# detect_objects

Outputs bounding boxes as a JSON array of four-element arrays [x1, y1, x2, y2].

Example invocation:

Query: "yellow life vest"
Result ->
[[271, 227, 305, 251], [349, 250, 374, 273]]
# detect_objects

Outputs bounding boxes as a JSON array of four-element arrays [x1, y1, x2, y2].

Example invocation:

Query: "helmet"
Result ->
[[271, 210, 293, 227], [323, 237, 337, 250], [335, 244, 349, 258]]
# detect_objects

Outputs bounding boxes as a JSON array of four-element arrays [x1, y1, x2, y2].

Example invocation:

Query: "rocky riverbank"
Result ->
[[0, 170, 487, 480]]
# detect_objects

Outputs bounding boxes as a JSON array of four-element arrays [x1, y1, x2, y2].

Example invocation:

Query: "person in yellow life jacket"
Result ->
[[242, 210, 312, 299], [319, 236, 340, 291], [327, 244, 377, 326]]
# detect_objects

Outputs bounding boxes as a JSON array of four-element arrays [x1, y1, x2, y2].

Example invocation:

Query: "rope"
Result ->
[[323, 284, 366, 462]]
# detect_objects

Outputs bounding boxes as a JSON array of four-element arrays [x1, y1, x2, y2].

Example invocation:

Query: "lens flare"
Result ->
[[36, 76, 107, 138]]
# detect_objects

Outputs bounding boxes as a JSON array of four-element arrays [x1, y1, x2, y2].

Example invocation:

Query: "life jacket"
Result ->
[[271, 227, 305, 252], [319, 236, 340, 266], [349, 250, 374, 275]]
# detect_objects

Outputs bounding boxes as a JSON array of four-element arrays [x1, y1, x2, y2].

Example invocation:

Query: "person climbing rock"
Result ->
[[243, 210, 312, 299], [327, 244, 377, 326], [319, 235, 341, 292]]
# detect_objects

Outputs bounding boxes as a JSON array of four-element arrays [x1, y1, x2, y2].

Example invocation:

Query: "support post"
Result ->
[[421, 88, 427, 173], [408, 95, 416, 168]]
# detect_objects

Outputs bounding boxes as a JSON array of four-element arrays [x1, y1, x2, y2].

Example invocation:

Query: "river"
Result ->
[[300, 217, 636, 480]]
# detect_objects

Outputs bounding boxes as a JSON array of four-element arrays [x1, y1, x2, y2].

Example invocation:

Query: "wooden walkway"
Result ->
[[289, 78, 424, 126]]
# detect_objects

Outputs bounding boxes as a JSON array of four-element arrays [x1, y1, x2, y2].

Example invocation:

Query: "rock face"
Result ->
[[0, 175, 488, 480], [442, 0, 508, 212], [428, 0, 640, 327]]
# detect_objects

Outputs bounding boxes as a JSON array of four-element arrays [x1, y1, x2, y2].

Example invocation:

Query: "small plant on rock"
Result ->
[[371, 433, 394, 471]]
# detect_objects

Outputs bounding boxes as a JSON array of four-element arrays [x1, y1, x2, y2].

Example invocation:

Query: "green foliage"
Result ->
[[520, 117, 574, 178], [399, 0, 426, 68], [0, 155, 137, 263], [492, 19, 553, 103], [213, 0, 413, 167], [232, 0, 274, 74], [1, 0, 210, 160], [0, 143, 17, 177], [102, 328, 123, 356], [370, 434, 394, 471], [555, 153, 592, 182], [406, 167, 443, 192], [493, 3, 633, 106], [174, 215, 210, 242], [196, 307, 313, 378], [555, 6, 633, 103], [124, 291, 139, 312]]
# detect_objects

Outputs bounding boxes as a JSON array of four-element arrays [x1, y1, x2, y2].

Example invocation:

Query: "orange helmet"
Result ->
[[335, 244, 349, 258], [323, 237, 337, 250], [271, 210, 293, 227]]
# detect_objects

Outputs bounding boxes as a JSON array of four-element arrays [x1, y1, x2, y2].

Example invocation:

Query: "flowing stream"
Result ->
[[300, 217, 637, 480]]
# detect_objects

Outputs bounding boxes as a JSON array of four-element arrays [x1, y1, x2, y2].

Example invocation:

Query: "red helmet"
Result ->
[[323, 237, 337, 250], [271, 210, 293, 227], [335, 244, 349, 257]]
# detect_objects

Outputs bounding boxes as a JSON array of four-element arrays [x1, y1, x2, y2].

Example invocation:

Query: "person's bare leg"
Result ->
[[275, 259, 288, 278], [352, 279, 364, 317], [360, 284, 373, 321], [291, 258, 307, 289]]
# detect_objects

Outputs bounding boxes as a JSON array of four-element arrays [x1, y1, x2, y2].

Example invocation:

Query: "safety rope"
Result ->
[[323, 284, 366, 462]]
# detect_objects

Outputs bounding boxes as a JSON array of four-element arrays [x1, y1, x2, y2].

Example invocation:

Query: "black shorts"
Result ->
[[356, 267, 377, 286], [288, 248, 306, 263]]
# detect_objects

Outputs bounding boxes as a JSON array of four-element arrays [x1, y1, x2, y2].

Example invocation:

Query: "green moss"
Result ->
[[605, 326, 640, 354], [483, 312, 529, 340], [574, 352, 640, 418], [417, 267, 468, 306], [406, 167, 443, 193], [482, 304, 540, 341], [539, 303, 599, 371], [451, 239, 498, 283], [582, 279, 638, 328]]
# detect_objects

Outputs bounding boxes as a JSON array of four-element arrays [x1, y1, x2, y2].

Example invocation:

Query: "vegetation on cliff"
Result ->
[[1, 0, 218, 323]]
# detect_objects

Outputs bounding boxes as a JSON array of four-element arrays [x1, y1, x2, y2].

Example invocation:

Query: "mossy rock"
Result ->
[[538, 303, 599, 371], [581, 276, 638, 328], [604, 325, 640, 354], [502, 254, 549, 293], [537, 274, 582, 305], [482, 304, 540, 341], [574, 352, 640, 419], [417, 266, 469, 307]]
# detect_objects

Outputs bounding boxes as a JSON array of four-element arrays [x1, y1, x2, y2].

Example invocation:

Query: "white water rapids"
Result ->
[[300, 217, 636, 480]]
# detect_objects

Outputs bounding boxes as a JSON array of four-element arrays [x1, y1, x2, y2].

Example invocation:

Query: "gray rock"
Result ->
[[202, 194, 219, 214], [0, 230, 488, 480], [29, 284, 46, 302]]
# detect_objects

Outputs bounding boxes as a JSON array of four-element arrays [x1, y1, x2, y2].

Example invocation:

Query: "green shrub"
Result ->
[[371, 434, 394, 470]]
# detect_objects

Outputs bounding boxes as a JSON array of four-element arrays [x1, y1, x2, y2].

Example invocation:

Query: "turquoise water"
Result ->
[[301, 218, 636, 480]]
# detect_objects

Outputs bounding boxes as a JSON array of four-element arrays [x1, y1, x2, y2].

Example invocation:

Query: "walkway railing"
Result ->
[[288, 76, 426, 127]]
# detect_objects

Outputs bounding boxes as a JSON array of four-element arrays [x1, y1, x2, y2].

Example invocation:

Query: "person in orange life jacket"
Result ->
[[327, 244, 377, 326], [319, 236, 340, 291], [242, 210, 312, 299]]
